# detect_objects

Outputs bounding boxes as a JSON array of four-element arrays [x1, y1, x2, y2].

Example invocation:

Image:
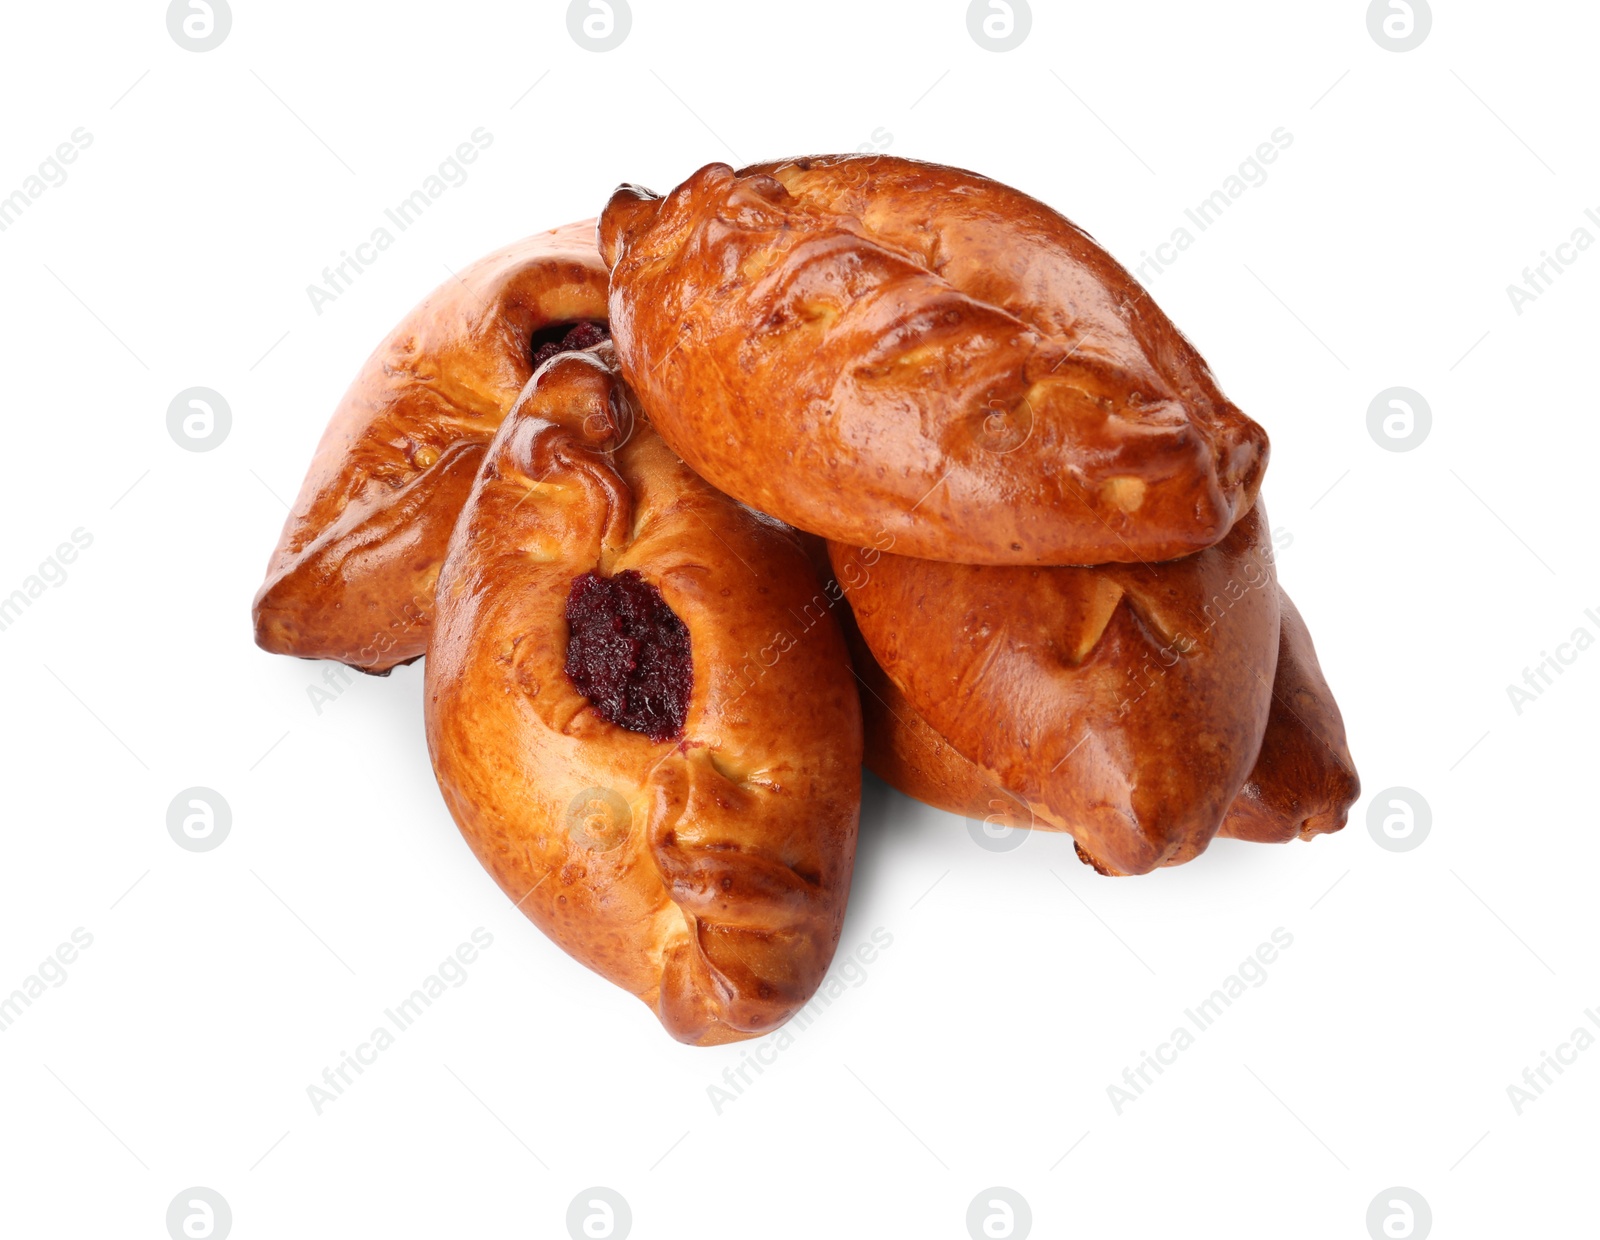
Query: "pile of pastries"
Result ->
[[253, 155, 1358, 1045]]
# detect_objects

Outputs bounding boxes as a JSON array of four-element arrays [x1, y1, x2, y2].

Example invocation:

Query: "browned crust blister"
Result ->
[[600, 155, 1269, 567]]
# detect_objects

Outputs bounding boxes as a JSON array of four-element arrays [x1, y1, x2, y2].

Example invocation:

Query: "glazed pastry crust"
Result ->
[[843, 584, 1357, 859], [838, 593, 1036, 832], [254, 221, 609, 671], [831, 503, 1280, 875], [424, 347, 862, 1045], [601, 156, 1268, 566], [1217, 593, 1360, 844]]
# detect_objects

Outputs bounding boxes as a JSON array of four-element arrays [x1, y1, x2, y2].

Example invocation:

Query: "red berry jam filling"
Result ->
[[565, 570, 691, 742], [530, 320, 610, 370]]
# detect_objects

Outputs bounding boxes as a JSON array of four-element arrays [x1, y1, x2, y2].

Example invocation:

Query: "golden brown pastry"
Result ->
[[841, 584, 1356, 856], [789, 532, 1028, 827], [600, 155, 1268, 566], [254, 221, 609, 671], [838, 592, 1034, 832], [425, 344, 862, 1045], [830, 503, 1280, 875], [1216, 593, 1360, 844]]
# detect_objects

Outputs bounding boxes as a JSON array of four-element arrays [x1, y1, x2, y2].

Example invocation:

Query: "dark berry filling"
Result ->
[[565, 570, 691, 742], [530, 320, 610, 370]]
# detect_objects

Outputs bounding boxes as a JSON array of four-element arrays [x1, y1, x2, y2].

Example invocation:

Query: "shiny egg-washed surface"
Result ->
[[1214, 593, 1360, 845], [840, 582, 1357, 867], [831, 503, 1281, 875], [601, 155, 1268, 567], [425, 344, 862, 1045], [254, 221, 609, 671]]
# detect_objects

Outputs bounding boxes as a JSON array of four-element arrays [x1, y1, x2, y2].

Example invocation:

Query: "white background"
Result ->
[[1, 1, 1595, 1236]]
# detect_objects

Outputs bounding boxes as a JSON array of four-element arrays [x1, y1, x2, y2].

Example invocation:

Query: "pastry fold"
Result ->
[[425, 345, 862, 1044], [845, 585, 1356, 862], [601, 156, 1268, 567], [1216, 593, 1360, 845], [830, 504, 1280, 874], [254, 222, 609, 671]]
